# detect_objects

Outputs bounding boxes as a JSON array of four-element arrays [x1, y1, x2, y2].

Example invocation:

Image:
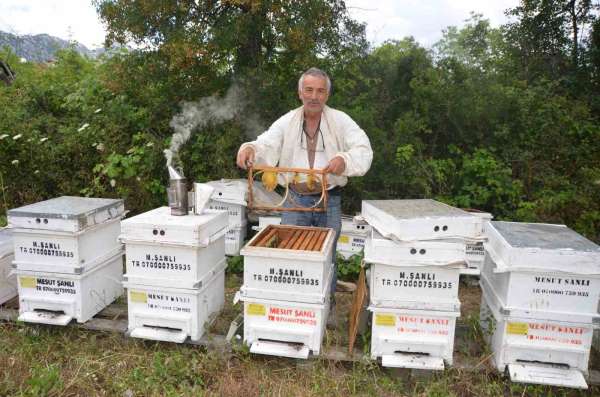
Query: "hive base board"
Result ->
[[507, 363, 588, 389], [381, 354, 444, 370]]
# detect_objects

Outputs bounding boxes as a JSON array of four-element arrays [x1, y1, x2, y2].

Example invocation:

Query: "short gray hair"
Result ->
[[298, 67, 331, 93]]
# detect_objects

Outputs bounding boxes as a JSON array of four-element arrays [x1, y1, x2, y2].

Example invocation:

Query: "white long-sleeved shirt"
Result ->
[[239, 105, 373, 187]]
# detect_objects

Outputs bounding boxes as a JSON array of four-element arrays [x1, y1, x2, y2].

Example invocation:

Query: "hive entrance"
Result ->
[[250, 225, 328, 251]]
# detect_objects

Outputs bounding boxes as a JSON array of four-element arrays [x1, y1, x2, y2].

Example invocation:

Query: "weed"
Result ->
[[226, 255, 243, 274], [25, 363, 63, 396]]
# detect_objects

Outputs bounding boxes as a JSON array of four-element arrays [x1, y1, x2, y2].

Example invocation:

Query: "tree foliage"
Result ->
[[1, 1, 599, 243]]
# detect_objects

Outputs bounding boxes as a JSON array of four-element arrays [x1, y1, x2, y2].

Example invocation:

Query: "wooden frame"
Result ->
[[247, 165, 328, 212]]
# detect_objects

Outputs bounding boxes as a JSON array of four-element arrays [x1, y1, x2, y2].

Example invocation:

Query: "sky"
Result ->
[[0, 0, 520, 49]]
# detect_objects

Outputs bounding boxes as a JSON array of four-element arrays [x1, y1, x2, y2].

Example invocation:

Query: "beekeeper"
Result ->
[[236, 67, 373, 327]]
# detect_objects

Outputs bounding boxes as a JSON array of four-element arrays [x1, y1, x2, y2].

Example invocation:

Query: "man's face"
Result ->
[[298, 75, 329, 115]]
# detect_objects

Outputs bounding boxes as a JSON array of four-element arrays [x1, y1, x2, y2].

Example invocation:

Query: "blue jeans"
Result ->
[[281, 189, 341, 301]]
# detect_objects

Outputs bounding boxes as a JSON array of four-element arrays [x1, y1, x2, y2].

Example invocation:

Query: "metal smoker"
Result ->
[[167, 166, 188, 216]]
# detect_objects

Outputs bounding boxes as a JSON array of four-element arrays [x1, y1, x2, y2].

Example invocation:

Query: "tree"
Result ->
[[94, 1, 367, 103], [504, 0, 599, 82]]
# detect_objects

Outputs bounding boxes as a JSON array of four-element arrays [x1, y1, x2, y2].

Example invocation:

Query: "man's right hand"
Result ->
[[236, 146, 255, 169]]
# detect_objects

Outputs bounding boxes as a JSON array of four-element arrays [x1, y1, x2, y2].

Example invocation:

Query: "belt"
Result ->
[[290, 186, 341, 196]]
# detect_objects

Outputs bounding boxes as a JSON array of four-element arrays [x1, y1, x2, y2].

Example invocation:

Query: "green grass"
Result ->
[[0, 321, 598, 396], [0, 275, 598, 396]]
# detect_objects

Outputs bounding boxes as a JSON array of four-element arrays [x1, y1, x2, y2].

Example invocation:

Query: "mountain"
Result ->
[[0, 31, 105, 62]]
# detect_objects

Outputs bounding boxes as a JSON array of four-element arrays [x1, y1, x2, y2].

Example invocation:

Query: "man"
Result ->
[[236, 67, 372, 327]]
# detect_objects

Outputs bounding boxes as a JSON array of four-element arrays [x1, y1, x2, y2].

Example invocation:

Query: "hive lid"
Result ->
[[486, 221, 600, 274], [8, 196, 124, 233], [0, 228, 13, 259], [362, 199, 484, 241], [207, 179, 248, 205], [8, 196, 124, 220], [492, 221, 598, 251], [120, 206, 228, 246]]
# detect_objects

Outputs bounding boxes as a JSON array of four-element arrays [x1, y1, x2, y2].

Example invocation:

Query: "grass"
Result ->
[[0, 276, 598, 396]]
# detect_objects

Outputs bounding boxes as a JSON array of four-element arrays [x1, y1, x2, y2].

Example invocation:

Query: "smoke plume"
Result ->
[[165, 84, 262, 168]]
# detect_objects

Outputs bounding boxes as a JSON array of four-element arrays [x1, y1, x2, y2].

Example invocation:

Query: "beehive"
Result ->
[[482, 222, 600, 320], [125, 260, 226, 343], [337, 216, 371, 259], [16, 250, 123, 325], [239, 225, 335, 304], [8, 196, 124, 274], [239, 224, 335, 358], [480, 221, 600, 389], [120, 207, 228, 289]]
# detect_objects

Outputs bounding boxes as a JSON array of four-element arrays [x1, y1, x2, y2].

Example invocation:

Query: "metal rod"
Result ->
[[252, 165, 327, 175], [249, 206, 325, 212]]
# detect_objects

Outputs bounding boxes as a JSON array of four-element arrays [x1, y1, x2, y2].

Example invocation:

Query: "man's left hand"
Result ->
[[324, 156, 346, 175]]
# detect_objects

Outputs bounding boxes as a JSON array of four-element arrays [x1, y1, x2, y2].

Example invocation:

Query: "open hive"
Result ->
[[240, 224, 335, 359], [240, 224, 335, 304], [249, 225, 329, 251]]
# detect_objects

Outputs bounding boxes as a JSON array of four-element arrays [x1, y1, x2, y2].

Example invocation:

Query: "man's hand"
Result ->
[[324, 156, 345, 175], [236, 146, 255, 169]]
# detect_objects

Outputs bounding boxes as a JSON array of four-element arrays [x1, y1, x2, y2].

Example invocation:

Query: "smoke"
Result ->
[[165, 83, 263, 168]]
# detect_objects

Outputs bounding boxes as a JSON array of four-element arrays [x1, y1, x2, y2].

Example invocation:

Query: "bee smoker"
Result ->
[[167, 166, 188, 216]]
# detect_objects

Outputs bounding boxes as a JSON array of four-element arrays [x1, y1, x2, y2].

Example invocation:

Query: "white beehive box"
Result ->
[[240, 291, 331, 359], [0, 228, 17, 304], [480, 288, 593, 389], [369, 306, 460, 370], [365, 231, 465, 311], [120, 207, 227, 246], [208, 200, 246, 229], [337, 215, 371, 259], [463, 241, 485, 275], [16, 250, 124, 325], [8, 196, 124, 274], [8, 196, 125, 232], [462, 210, 493, 275], [120, 207, 227, 288], [225, 222, 246, 256], [482, 222, 600, 321], [362, 199, 484, 241], [485, 221, 600, 273], [124, 261, 225, 343], [207, 179, 248, 205], [365, 230, 467, 267], [368, 263, 462, 312], [239, 225, 335, 304]]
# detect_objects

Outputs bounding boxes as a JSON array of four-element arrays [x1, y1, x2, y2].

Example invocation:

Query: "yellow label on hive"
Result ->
[[247, 303, 266, 316], [19, 276, 37, 288], [506, 322, 528, 335], [130, 291, 147, 303], [375, 313, 396, 326], [338, 235, 350, 244]]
